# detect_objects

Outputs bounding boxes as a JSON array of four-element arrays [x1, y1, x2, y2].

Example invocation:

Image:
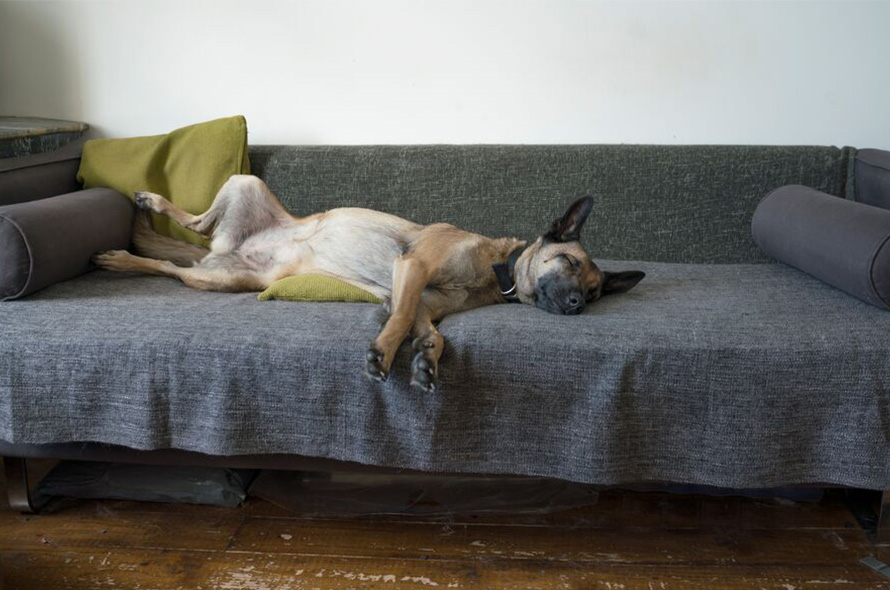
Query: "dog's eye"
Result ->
[[561, 254, 579, 269]]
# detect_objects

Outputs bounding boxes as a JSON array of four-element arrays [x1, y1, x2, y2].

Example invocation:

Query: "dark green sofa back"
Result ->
[[249, 145, 853, 264]]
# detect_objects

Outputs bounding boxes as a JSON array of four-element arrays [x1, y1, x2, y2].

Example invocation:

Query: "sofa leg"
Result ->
[[875, 490, 890, 544], [3, 457, 36, 513]]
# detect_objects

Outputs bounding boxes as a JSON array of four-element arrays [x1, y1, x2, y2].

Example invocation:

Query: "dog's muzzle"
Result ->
[[534, 279, 586, 315]]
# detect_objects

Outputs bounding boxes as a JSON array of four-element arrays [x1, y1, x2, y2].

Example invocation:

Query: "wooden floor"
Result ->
[[1, 461, 889, 589]]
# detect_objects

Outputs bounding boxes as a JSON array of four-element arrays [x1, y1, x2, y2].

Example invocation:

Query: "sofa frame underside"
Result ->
[[3, 448, 889, 544]]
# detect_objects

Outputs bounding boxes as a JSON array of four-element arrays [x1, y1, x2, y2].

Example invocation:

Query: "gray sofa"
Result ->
[[2, 144, 889, 507]]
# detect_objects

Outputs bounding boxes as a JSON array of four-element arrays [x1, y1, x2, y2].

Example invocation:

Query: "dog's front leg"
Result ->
[[365, 256, 430, 383], [409, 304, 444, 393]]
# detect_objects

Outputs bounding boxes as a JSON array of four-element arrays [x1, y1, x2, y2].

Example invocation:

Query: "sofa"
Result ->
[[2, 143, 889, 512]]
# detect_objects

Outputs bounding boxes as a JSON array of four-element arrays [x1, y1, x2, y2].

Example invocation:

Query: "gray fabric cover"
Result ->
[[249, 145, 852, 264], [0, 142, 83, 206], [0, 188, 133, 300], [856, 149, 890, 210], [752, 185, 890, 310], [2, 265, 890, 489]]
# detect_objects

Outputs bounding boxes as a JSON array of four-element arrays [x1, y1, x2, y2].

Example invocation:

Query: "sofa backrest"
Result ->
[[249, 145, 853, 264]]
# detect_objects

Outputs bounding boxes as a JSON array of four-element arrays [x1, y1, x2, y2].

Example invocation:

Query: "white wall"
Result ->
[[1, 0, 888, 148]]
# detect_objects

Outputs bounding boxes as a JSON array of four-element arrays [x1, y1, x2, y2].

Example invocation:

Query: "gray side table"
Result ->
[[0, 117, 89, 158]]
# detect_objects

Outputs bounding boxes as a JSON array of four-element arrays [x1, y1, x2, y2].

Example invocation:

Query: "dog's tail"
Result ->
[[131, 210, 210, 266]]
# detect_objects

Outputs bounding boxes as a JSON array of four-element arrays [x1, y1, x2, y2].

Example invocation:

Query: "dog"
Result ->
[[93, 175, 645, 391]]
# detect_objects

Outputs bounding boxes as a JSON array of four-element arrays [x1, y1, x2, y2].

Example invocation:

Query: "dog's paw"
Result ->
[[364, 347, 388, 383], [133, 191, 163, 212], [92, 250, 135, 272], [410, 341, 439, 393]]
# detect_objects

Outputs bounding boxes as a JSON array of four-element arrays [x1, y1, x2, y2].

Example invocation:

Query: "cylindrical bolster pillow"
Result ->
[[752, 185, 890, 309], [0, 188, 133, 301]]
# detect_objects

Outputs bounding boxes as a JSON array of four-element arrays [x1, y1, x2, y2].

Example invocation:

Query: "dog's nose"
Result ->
[[562, 294, 584, 315]]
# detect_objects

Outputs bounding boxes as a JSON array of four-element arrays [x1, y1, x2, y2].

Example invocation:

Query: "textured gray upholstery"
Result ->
[[249, 145, 852, 264], [2, 263, 889, 489]]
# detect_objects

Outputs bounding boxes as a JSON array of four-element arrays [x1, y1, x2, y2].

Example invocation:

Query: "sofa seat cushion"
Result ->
[[1, 262, 889, 489]]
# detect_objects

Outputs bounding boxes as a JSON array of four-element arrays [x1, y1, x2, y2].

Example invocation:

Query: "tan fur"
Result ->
[[94, 175, 633, 391], [514, 238, 604, 304], [131, 211, 210, 266]]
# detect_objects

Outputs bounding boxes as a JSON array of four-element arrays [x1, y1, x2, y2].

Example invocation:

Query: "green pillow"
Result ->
[[258, 275, 382, 303], [76, 116, 250, 246]]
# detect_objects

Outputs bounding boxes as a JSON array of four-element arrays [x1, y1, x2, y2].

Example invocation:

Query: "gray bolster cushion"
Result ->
[[0, 142, 83, 207], [856, 149, 890, 210], [0, 188, 133, 301], [752, 185, 890, 309]]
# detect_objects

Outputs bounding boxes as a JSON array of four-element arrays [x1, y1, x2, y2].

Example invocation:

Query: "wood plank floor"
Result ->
[[1, 460, 889, 589]]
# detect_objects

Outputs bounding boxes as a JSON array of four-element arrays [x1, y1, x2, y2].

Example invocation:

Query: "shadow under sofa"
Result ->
[[2, 143, 890, 534]]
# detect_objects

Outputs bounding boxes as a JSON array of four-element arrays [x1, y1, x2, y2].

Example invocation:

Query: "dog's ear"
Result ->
[[602, 270, 645, 295], [545, 195, 594, 243]]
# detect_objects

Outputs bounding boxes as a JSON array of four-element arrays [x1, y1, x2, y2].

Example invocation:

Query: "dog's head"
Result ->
[[513, 195, 645, 315]]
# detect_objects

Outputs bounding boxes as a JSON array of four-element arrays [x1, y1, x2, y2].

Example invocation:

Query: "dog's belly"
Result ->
[[236, 208, 419, 296], [236, 226, 317, 275]]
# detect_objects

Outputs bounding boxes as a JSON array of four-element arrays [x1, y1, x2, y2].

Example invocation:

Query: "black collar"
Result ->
[[492, 246, 525, 303]]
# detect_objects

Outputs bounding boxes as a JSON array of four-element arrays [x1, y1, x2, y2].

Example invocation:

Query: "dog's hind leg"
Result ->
[[365, 256, 432, 383], [133, 192, 205, 234], [134, 175, 292, 252], [409, 304, 445, 393], [196, 175, 293, 253], [93, 250, 265, 292], [131, 211, 210, 266]]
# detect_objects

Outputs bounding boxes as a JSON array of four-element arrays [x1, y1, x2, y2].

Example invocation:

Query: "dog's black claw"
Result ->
[[365, 363, 388, 383], [364, 347, 388, 383], [411, 376, 437, 393], [410, 351, 438, 393]]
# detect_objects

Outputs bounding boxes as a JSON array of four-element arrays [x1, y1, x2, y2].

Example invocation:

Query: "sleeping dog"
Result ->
[[94, 175, 644, 391]]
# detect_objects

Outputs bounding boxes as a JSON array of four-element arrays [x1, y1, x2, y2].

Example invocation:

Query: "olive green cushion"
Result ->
[[77, 116, 250, 246], [258, 274, 382, 303]]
